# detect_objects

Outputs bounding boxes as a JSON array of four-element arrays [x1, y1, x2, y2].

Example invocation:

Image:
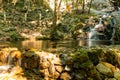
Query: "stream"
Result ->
[[0, 39, 120, 51]]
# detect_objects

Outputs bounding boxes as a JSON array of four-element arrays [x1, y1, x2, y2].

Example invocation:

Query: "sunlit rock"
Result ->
[[55, 65, 63, 73], [1, 47, 18, 51], [40, 59, 50, 69], [60, 72, 71, 80], [54, 71, 60, 79], [44, 68, 50, 76], [10, 66, 23, 75], [53, 57, 62, 65], [96, 62, 113, 76], [103, 62, 119, 73], [114, 71, 120, 80], [48, 60, 55, 77]]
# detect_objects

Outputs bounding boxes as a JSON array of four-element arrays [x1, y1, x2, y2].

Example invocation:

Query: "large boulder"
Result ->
[[96, 62, 113, 76], [21, 51, 40, 69]]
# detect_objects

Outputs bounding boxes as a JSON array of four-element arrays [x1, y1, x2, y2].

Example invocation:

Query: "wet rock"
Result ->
[[96, 62, 113, 76]]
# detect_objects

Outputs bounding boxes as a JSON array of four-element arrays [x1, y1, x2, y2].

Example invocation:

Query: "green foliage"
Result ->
[[9, 31, 24, 41], [50, 30, 64, 40]]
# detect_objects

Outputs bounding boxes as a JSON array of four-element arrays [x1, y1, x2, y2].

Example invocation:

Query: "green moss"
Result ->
[[88, 48, 105, 65], [80, 60, 93, 69]]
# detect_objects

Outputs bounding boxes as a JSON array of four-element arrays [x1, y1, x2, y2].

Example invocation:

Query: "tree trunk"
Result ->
[[50, 0, 58, 40], [88, 0, 92, 14], [53, 0, 57, 30], [82, 0, 85, 13]]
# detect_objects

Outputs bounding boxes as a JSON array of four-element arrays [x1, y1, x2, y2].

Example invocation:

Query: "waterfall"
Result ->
[[88, 18, 104, 40], [88, 28, 99, 40], [110, 16, 117, 40]]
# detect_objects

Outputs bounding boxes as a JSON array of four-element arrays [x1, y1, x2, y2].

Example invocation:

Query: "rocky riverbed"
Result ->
[[0, 46, 120, 80]]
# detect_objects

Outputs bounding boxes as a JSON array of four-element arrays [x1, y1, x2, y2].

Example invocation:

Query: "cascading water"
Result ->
[[87, 14, 117, 41], [88, 18, 106, 40]]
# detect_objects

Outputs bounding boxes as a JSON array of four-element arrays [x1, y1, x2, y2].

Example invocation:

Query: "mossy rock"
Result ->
[[88, 48, 104, 65], [79, 60, 94, 69]]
